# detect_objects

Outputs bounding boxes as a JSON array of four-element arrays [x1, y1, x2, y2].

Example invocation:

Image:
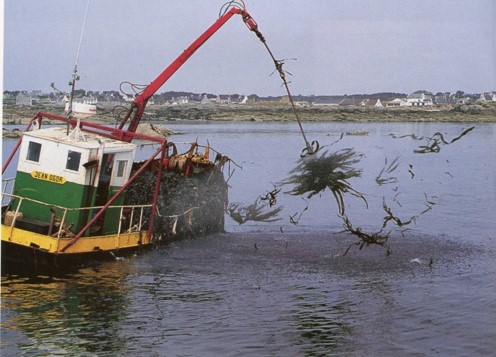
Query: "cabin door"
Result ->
[[92, 153, 115, 234], [79, 157, 99, 232]]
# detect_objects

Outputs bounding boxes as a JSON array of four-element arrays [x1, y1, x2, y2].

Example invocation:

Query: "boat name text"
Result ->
[[31, 171, 67, 184]]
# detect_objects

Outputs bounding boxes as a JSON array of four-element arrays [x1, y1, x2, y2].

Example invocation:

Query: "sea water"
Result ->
[[2, 121, 495, 356]]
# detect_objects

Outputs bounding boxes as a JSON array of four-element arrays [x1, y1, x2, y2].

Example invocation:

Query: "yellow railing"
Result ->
[[1, 191, 152, 239]]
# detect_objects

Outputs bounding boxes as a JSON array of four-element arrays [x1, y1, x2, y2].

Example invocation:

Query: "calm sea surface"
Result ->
[[2, 121, 495, 356]]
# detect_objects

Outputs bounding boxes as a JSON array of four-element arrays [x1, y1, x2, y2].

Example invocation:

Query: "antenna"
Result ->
[[67, 0, 91, 135]]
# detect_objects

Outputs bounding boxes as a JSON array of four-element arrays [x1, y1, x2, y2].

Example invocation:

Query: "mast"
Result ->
[[67, 0, 91, 135]]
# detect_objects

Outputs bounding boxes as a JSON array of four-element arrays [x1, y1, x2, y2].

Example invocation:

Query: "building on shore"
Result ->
[[361, 98, 384, 108], [16, 93, 33, 106], [386, 98, 408, 108], [406, 92, 433, 106]]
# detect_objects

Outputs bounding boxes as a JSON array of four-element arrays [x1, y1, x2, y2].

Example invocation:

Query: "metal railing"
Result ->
[[1, 191, 152, 239], [2, 177, 15, 206]]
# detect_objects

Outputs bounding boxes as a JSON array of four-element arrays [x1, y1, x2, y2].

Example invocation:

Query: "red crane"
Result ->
[[116, 3, 264, 139]]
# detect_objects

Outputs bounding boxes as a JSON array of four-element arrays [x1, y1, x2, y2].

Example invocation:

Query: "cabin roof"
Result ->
[[23, 127, 135, 151]]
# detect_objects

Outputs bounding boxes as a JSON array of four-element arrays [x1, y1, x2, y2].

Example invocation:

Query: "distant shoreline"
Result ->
[[2, 103, 495, 127]]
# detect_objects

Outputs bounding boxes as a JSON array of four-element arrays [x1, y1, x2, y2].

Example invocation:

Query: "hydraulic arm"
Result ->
[[117, 4, 263, 138]]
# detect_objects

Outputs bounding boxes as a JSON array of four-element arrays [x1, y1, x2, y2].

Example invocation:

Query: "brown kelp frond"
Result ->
[[283, 148, 366, 214], [381, 198, 417, 229], [284, 148, 362, 197], [259, 187, 281, 207], [340, 213, 391, 256], [449, 126, 474, 143], [389, 126, 474, 154], [412, 127, 474, 154], [289, 197, 309, 225], [375, 156, 400, 186], [226, 198, 283, 225]]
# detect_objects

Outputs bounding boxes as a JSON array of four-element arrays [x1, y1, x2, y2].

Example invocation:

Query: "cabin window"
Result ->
[[66, 151, 82, 171], [116, 160, 127, 178], [26, 141, 42, 162]]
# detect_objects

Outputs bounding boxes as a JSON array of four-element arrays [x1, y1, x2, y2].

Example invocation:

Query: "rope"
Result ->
[[251, 28, 316, 155]]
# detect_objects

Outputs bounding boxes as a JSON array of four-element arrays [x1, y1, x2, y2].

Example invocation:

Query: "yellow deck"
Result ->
[[1, 224, 152, 254]]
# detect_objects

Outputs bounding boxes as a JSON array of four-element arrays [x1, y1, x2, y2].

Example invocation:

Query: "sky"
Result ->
[[2, 0, 496, 96]]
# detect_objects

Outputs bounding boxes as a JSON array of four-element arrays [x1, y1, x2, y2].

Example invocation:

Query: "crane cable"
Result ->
[[221, 2, 316, 155], [247, 22, 317, 156], [264, 44, 317, 156]]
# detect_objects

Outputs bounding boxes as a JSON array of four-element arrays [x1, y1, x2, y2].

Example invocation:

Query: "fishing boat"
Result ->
[[2, 113, 166, 270], [1, 111, 230, 274], [1, 2, 266, 274], [1, 114, 167, 273]]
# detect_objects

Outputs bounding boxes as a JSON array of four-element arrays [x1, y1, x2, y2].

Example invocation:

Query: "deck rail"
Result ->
[[1, 191, 152, 239], [1, 177, 15, 207]]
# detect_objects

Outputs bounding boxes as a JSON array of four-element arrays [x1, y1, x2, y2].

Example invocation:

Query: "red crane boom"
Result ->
[[117, 5, 262, 138]]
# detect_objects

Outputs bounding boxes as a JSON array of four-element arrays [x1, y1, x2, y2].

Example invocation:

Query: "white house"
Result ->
[[479, 92, 496, 102], [406, 92, 433, 106], [386, 98, 408, 107], [362, 98, 384, 108], [82, 96, 98, 105], [200, 94, 212, 105], [16, 93, 33, 106], [172, 96, 189, 105]]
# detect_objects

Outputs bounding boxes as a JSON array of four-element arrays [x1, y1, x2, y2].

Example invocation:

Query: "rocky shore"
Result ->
[[3, 102, 495, 132], [141, 103, 495, 123]]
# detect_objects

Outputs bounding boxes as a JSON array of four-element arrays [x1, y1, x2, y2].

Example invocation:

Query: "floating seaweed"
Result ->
[[381, 198, 417, 229], [289, 198, 309, 225], [375, 156, 400, 186], [260, 187, 281, 207], [389, 133, 424, 140], [226, 198, 283, 225], [414, 134, 444, 154], [420, 193, 438, 214], [341, 191, 439, 255], [283, 148, 367, 215], [340, 213, 392, 256], [339, 199, 417, 255], [273, 124, 472, 254], [330, 132, 345, 146], [390, 126, 475, 154], [408, 164, 415, 179], [445, 126, 475, 144]]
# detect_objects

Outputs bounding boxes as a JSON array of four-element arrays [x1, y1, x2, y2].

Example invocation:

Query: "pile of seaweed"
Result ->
[[124, 168, 228, 243]]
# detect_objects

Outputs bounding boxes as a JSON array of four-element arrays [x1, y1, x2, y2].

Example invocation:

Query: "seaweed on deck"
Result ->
[[125, 169, 228, 242]]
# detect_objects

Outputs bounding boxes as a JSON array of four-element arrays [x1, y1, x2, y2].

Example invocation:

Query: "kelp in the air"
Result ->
[[283, 148, 367, 215], [226, 197, 283, 225], [390, 126, 475, 154], [225, 125, 474, 255]]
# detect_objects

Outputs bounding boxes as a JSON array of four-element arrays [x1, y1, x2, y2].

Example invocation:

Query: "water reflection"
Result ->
[[292, 289, 355, 355], [1, 265, 130, 355]]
